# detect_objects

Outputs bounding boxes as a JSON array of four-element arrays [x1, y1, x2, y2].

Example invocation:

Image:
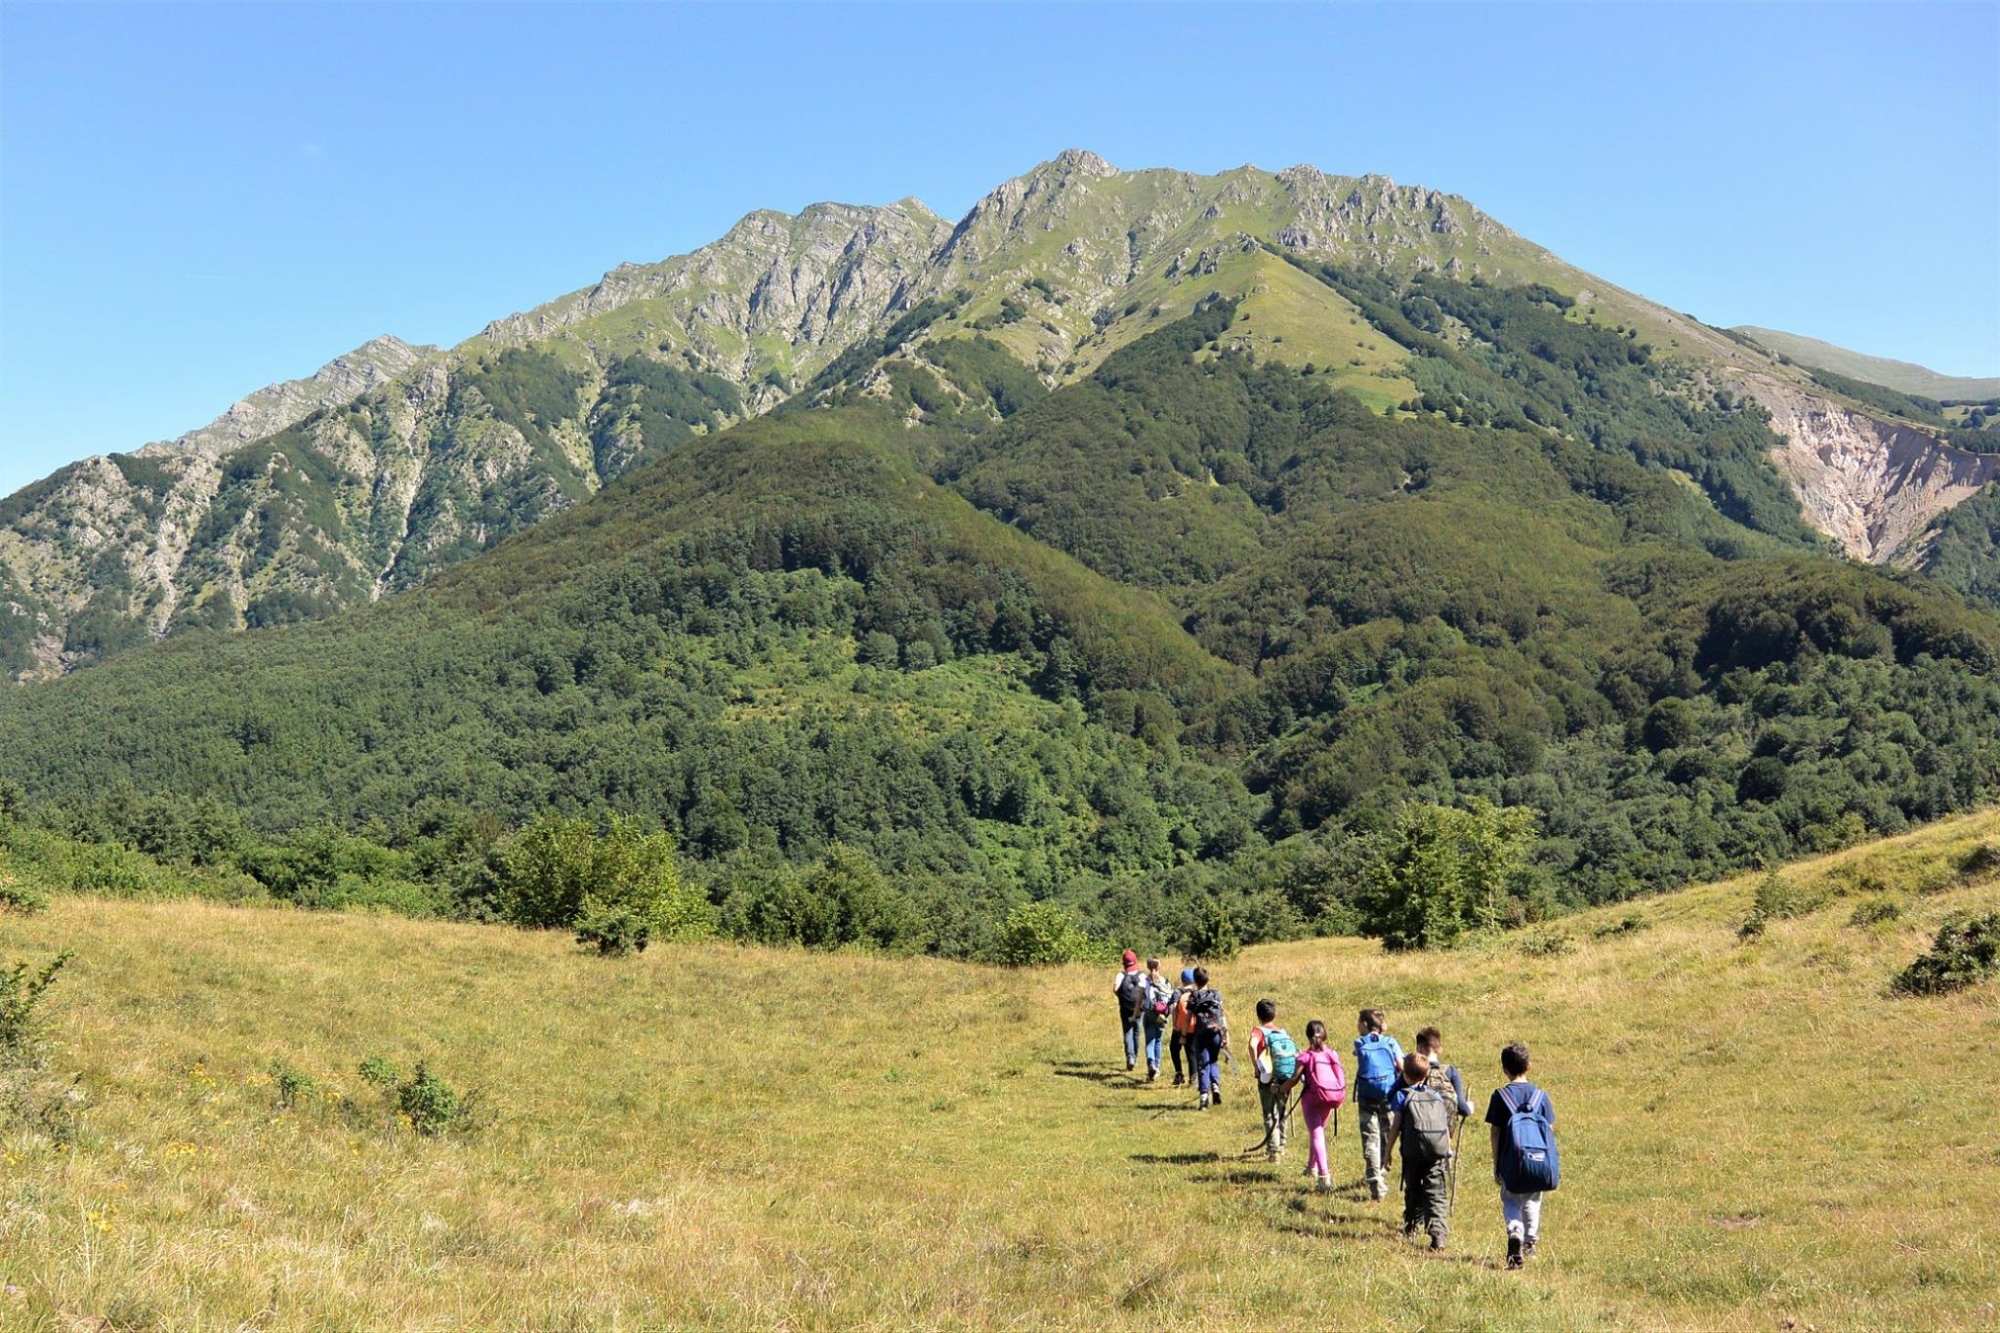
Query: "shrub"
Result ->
[[1592, 912, 1650, 939], [1354, 801, 1540, 951], [996, 901, 1096, 966], [1956, 842, 2000, 885], [499, 815, 714, 953], [0, 874, 46, 915], [1740, 872, 1828, 937], [0, 950, 72, 1063], [1519, 930, 1575, 958], [269, 1059, 316, 1111], [358, 1055, 401, 1089], [1848, 897, 1902, 927], [397, 1062, 463, 1136], [1892, 912, 2000, 996], [1183, 895, 1241, 961]]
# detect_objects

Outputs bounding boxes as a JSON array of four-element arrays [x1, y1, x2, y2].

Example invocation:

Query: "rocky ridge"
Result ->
[[2, 151, 1991, 680]]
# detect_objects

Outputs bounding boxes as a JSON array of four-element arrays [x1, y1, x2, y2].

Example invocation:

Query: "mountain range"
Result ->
[[6, 150, 1996, 683], [1, 151, 1998, 944]]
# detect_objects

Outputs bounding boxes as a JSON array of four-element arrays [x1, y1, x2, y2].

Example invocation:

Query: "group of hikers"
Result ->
[[1113, 950, 1558, 1265]]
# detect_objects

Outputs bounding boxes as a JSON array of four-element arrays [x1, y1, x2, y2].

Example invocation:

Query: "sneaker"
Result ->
[[1523, 1236, 1538, 1260], [1198, 1092, 1210, 1110], [1171, 1075, 1185, 1088], [1316, 1175, 1331, 1191], [1126, 1060, 1136, 1072], [1430, 1235, 1445, 1253], [1506, 1237, 1524, 1270], [1147, 1067, 1159, 1083], [1212, 1089, 1222, 1107]]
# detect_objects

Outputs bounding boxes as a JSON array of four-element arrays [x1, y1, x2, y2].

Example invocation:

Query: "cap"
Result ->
[[1122, 949, 1138, 966], [1181, 968, 1196, 983]]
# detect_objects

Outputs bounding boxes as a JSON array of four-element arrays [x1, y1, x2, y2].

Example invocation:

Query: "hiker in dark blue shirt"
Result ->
[[1486, 1041, 1559, 1269]]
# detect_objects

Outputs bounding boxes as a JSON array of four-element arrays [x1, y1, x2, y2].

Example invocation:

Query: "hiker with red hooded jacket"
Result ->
[[1112, 950, 1150, 1072]]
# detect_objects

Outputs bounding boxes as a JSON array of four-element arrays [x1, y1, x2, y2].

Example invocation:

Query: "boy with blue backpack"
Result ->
[[1248, 998, 1300, 1161], [1353, 1008, 1406, 1200], [1487, 1041, 1559, 1269]]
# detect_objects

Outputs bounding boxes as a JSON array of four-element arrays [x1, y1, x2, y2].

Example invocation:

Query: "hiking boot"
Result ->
[[1211, 1088, 1221, 1107], [1147, 1066, 1159, 1083], [1171, 1075, 1185, 1088], [1198, 1092, 1210, 1110], [1430, 1234, 1446, 1252], [1506, 1237, 1524, 1270]]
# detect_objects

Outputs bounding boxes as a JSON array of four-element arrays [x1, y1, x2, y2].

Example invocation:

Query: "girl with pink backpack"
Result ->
[[1295, 1019, 1348, 1190]]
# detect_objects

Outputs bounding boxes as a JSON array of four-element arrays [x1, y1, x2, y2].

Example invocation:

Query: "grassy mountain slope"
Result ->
[[4, 307, 1999, 930], [1, 809, 1994, 1327], [1737, 325, 2000, 401]]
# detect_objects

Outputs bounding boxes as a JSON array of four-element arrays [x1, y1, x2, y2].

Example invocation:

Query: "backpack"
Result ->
[[1356, 1034, 1399, 1102], [1496, 1084, 1560, 1193], [1399, 1084, 1455, 1170], [1150, 979, 1174, 1018], [1190, 988, 1224, 1035], [1302, 1050, 1347, 1105], [1262, 1027, 1299, 1083], [1117, 971, 1149, 1023], [1424, 1062, 1460, 1110]]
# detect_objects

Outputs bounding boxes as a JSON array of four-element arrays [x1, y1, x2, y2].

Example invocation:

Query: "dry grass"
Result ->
[[1, 810, 1997, 1329]]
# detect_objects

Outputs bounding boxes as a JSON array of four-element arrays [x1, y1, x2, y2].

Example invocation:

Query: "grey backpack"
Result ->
[[1399, 1084, 1455, 1170]]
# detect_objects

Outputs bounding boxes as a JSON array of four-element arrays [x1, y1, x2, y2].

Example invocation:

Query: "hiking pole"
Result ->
[[1447, 1113, 1466, 1213]]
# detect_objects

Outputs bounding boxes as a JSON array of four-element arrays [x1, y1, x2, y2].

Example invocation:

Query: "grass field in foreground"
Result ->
[[0, 811, 1997, 1330]]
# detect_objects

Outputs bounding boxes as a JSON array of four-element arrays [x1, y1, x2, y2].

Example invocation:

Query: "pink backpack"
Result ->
[[1303, 1049, 1347, 1105]]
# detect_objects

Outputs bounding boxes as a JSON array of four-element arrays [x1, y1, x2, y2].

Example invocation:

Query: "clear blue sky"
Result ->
[[3, 1, 1996, 497]]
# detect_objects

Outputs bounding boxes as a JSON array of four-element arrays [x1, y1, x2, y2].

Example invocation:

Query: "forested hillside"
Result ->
[[4, 299, 1998, 955]]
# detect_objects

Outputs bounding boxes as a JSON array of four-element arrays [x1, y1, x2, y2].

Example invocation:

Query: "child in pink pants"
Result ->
[[1295, 1020, 1347, 1189]]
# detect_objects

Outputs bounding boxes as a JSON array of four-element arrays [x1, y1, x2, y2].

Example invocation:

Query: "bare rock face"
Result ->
[[137, 335, 437, 463], [1741, 373, 2000, 563]]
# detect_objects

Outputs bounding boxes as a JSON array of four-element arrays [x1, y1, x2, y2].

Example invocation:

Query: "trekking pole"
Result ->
[[1447, 1113, 1465, 1213]]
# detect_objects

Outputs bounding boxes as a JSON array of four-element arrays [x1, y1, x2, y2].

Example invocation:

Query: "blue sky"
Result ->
[[2, 1, 1995, 497]]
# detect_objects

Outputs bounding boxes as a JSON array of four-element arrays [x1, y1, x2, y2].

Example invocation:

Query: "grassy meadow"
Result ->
[[1, 811, 1997, 1329]]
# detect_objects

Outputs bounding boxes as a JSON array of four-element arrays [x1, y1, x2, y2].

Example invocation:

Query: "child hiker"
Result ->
[[1140, 958, 1172, 1082], [1248, 998, 1299, 1161], [1353, 1007, 1406, 1200], [1294, 1019, 1346, 1189], [1386, 1052, 1456, 1251], [1414, 1026, 1474, 1119], [1188, 966, 1227, 1109], [1488, 1041, 1559, 1269], [1169, 968, 1197, 1087], [1113, 950, 1148, 1072]]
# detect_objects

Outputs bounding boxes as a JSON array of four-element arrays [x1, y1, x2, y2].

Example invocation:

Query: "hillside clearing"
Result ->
[[1, 811, 1997, 1329]]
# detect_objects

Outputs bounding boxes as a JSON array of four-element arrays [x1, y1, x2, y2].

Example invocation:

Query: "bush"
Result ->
[[0, 950, 71, 1063], [1519, 930, 1575, 958], [1741, 871, 1828, 937], [1892, 912, 2000, 996], [1183, 895, 1241, 961], [0, 874, 46, 915], [1592, 912, 1650, 939], [397, 1061, 463, 1136], [358, 1055, 401, 1089], [498, 815, 714, 953], [1848, 897, 1902, 927], [996, 901, 1096, 966], [1354, 801, 1540, 950], [269, 1059, 316, 1112], [1957, 842, 2000, 885]]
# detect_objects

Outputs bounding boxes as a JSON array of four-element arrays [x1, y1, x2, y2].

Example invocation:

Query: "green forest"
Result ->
[[4, 282, 1999, 959]]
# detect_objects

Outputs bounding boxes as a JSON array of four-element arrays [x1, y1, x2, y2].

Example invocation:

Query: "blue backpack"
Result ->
[[1497, 1084, 1560, 1193], [1355, 1033, 1399, 1101], [1262, 1028, 1299, 1083]]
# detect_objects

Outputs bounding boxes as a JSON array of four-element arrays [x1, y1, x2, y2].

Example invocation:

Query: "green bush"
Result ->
[[269, 1059, 316, 1112], [0, 951, 71, 1063], [1183, 895, 1241, 961], [1519, 930, 1575, 958], [995, 901, 1096, 966], [498, 815, 714, 953], [1592, 912, 1650, 940], [1848, 897, 1902, 927], [0, 874, 46, 915], [1892, 912, 2000, 996], [1354, 801, 1539, 950]]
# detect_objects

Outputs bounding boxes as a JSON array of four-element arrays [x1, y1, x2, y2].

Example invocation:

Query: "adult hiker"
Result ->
[[1386, 1052, 1456, 1251], [1140, 958, 1172, 1082], [1247, 997, 1299, 1161], [1187, 966, 1227, 1109], [1169, 968, 1197, 1087], [1294, 1019, 1346, 1190], [1353, 1007, 1406, 1201], [1487, 1041, 1559, 1269], [1112, 950, 1149, 1072]]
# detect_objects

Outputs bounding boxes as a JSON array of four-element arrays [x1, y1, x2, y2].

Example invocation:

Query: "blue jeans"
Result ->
[[1143, 1020, 1164, 1072], [1122, 1018, 1142, 1067], [1195, 1030, 1223, 1095]]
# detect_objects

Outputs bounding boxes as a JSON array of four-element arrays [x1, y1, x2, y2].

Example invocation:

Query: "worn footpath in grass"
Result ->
[[1, 811, 1997, 1328]]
